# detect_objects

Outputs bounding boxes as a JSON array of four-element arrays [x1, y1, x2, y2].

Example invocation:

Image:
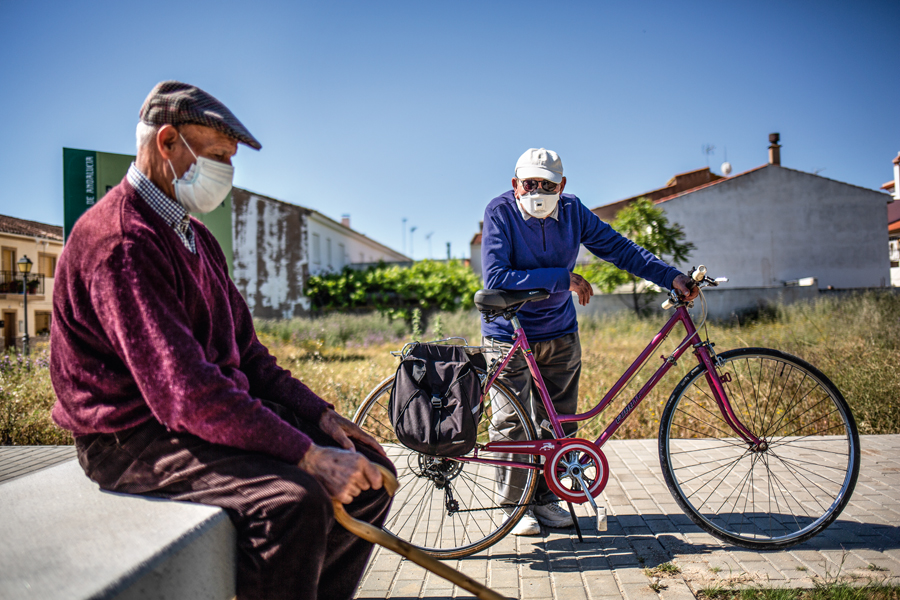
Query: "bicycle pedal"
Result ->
[[595, 506, 607, 532]]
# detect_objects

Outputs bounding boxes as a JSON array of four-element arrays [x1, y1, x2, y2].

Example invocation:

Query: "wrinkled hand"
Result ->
[[672, 274, 700, 302], [318, 408, 387, 458], [298, 444, 383, 504], [569, 272, 594, 306]]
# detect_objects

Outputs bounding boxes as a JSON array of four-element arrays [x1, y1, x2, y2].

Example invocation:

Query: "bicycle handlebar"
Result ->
[[661, 265, 729, 310]]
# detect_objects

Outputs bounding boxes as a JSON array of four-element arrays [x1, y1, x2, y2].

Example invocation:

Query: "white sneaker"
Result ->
[[510, 510, 541, 536], [533, 502, 574, 528]]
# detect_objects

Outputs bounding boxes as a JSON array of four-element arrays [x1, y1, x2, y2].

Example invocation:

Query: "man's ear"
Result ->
[[511, 177, 519, 199], [558, 176, 567, 194], [156, 125, 180, 161]]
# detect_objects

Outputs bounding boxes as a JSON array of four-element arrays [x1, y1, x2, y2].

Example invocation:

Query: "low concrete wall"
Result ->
[[0, 460, 235, 600]]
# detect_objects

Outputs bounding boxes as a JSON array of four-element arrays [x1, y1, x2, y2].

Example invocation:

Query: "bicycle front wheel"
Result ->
[[659, 347, 860, 549], [353, 376, 539, 559]]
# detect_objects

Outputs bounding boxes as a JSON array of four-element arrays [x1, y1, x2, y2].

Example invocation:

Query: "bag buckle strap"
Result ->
[[431, 394, 443, 409]]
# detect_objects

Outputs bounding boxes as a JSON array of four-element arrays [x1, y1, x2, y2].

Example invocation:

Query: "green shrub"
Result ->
[[0, 348, 71, 445], [305, 260, 482, 320]]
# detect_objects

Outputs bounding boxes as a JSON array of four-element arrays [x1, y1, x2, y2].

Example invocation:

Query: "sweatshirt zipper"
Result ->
[[540, 220, 546, 251]]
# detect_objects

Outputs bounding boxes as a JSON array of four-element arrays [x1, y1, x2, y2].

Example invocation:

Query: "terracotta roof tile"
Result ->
[[0, 214, 63, 241], [655, 164, 768, 204]]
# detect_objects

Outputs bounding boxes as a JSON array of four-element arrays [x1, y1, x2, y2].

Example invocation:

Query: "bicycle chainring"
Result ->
[[544, 440, 610, 504]]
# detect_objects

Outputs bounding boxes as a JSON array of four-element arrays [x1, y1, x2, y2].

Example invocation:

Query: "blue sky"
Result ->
[[1, 0, 897, 260]]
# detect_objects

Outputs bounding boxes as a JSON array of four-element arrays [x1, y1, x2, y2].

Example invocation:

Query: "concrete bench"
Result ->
[[0, 459, 235, 600]]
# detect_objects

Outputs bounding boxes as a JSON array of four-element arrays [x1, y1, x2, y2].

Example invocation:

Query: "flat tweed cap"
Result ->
[[139, 81, 261, 150]]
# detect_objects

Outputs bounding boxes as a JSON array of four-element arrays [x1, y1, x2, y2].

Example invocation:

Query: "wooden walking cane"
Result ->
[[332, 464, 511, 600]]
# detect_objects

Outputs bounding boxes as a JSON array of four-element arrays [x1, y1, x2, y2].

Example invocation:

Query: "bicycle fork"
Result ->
[[694, 341, 763, 447]]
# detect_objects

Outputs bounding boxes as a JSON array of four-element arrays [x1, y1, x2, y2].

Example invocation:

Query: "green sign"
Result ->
[[195, 192, 233, 276], [62, 148, 233, 275]]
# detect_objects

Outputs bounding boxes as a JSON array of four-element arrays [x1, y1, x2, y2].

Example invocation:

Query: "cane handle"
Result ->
[[374, 463, 399, 497]]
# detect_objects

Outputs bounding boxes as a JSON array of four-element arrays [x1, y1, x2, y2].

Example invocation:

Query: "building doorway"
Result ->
[[3, 311, 16, 351]]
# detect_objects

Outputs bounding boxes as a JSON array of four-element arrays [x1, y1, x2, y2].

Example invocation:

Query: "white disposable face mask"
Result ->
[[168, 134, 234, 214], [519, 191, 560, 218]]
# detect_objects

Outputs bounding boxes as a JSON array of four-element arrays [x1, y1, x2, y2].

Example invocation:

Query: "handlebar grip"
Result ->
[[692, 265, 707, 282]]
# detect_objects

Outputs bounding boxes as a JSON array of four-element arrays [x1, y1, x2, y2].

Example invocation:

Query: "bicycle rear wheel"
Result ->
[[659, 347, 859, 549], [353, 376, 538, 559]]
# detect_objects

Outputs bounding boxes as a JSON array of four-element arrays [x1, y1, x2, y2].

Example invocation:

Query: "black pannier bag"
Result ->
[[388, 342, 484, 457]]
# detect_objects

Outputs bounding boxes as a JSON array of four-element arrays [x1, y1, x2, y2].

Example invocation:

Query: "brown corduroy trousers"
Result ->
[[74, 403, 394, 600]]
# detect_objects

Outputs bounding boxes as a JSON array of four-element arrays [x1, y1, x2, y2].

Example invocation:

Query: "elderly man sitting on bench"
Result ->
[[50, 80, 394, 600]]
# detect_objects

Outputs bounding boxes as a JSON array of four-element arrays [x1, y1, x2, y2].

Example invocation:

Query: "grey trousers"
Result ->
[[486, 331, 581, 505]]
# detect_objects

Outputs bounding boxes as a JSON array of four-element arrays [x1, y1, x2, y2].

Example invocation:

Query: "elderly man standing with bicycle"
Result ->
[[481, 148, 699, 535]]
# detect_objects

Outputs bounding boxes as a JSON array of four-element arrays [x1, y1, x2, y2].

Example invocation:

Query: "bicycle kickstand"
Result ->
[[566, 501, 584, 542]]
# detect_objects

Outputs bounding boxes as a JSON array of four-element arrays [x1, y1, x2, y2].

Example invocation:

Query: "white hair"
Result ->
[[135, 121, 160, 153]]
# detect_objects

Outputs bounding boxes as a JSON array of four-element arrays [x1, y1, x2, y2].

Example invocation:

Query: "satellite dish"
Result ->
[[721, 162, 732, 176]]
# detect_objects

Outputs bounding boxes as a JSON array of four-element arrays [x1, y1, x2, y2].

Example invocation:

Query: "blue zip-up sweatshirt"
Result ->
[[480, 191, 682, 343]]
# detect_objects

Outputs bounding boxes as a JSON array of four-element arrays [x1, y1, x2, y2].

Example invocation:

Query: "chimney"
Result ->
[[893, 153, 900, 202], [768, 133, 781, 166], [341, 214, 350, 228]]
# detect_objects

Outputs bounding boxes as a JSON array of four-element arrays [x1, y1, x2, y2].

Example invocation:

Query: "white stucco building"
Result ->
[[653, 164, 890, 289], [591, 135, 892, 291], [231, 188, 408, 319], [0, 215, 64, 350]]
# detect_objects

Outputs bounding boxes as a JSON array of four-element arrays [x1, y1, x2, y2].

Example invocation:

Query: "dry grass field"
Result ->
[[2, 292, 898, 445]]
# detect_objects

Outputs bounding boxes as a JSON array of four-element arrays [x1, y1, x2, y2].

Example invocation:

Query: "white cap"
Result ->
[[515, 148, 563, 183]]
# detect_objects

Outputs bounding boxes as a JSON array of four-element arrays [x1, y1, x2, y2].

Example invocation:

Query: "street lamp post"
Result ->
[[17, 255, 32, 356]]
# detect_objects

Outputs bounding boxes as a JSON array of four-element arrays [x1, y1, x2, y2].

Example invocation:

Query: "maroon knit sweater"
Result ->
[[50, 178, 331, 464]]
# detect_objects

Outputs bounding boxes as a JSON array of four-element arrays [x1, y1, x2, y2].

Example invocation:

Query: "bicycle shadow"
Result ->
[[474, 512, 900, 574]]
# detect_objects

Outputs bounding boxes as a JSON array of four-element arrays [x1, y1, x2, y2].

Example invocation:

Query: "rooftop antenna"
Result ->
[[702, 144, 715, 168]]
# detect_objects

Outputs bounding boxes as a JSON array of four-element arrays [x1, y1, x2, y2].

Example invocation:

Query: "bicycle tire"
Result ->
[[352, 375, 539, 559], [659, 347, 860, 549]]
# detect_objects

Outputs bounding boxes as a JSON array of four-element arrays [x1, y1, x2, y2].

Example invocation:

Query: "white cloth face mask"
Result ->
[[168, 134, 234, 214], [520, 191, 560, 218]]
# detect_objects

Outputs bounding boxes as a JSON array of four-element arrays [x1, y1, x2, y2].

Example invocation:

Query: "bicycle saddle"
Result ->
[[473, 288, 550, 315]]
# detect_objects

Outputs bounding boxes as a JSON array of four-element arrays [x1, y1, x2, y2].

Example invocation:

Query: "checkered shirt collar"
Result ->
[[126, 163, 195, 252]]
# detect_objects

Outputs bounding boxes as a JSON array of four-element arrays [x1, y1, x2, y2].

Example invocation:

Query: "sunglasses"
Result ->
[[519, 179, 560, 193]]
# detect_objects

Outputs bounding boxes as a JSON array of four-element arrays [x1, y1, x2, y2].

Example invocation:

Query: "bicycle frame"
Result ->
[[467, 304, 762, 473]]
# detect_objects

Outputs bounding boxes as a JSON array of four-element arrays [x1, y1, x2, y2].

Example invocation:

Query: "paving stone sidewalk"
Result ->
[[354, 434, 900, 600], [0, 445, 76, 484], [3, 437, 898, 599]]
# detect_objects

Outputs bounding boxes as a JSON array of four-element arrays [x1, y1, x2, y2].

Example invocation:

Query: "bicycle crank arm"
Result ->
[[332, 464, 510, 600], [571, 468, 607, 532]]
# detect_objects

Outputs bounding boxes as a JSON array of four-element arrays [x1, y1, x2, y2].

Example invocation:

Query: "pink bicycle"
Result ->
[[353, 267, 860, 558]]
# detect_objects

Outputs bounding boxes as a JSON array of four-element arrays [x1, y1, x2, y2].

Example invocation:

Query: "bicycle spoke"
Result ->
[[668, 441, 749, 455], [353, 377, 539, 557], [691, 448, 753, 511], [670, 414, 751, 443], [661, 349, 859, 549], [768, 451, 842, 505]]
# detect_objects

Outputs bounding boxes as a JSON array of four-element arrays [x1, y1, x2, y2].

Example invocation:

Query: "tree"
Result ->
[[576, 198, 694, 316]]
